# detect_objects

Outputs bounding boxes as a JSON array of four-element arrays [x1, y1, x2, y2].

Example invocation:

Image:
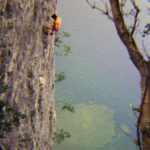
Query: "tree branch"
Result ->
[[86, 0, 146, 72], [142, 40, 150, 60], [130, 0, 140, 36], [109, 0, 145, 73], [85, 0, 113, 20], [120, 0, 126, 12]]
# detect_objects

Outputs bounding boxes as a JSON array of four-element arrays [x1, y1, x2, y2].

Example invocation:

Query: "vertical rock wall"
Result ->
[[0, 0, 57, 149]]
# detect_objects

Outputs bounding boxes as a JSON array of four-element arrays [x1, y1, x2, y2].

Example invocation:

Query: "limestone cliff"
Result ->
[[0, 0, 56, 149]]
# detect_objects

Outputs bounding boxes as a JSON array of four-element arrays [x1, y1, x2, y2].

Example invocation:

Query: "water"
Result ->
[[55, 0, 141, 149]]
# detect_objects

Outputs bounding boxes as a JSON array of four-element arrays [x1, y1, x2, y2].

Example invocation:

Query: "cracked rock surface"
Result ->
[[0, 0, 56, 149]]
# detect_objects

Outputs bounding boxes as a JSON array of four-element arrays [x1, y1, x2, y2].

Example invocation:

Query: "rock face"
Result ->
[[0, 0, 57, 149]]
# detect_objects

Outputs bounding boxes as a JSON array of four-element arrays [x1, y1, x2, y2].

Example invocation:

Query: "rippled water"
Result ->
[[55, 0, 141, 149]]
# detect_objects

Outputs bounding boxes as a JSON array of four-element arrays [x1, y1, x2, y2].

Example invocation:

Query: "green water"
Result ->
[[55, 0, 141, 149], [55, 103, 136, 150], [55, 104, 115, 150]]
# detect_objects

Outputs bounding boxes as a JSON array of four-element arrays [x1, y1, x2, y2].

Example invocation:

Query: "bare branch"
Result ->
[[109, 0, 145, 72], [130, 0, 140, 36], [85, 0, 113, 20], [142, 40, 150, 60], [120, 0, 127, 12], [120, 0, 126, 7]]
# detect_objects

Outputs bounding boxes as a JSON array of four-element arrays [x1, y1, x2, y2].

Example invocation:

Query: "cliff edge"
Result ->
[[0, 0, 56, 149]]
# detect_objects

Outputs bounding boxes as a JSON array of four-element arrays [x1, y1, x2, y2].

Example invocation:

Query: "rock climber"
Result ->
[[43, 13, 62, 35]]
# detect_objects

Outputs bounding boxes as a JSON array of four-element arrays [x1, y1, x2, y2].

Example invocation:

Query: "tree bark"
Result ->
[[109, 0, 150, 149], [140, 73, 150, 150]]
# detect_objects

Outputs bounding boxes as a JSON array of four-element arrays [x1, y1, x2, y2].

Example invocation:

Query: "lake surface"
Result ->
[[55, 0, 141, 149]]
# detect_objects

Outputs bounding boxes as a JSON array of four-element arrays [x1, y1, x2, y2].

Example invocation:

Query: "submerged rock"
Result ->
[[120, 123, 131, 136]]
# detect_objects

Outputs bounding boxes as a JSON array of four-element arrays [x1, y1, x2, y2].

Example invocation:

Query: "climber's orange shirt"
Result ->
[[49, 17, 62, 32], [55, 17, 62, 31]]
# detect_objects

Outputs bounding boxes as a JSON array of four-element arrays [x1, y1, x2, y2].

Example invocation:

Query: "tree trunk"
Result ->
[[109, 0, 150, 149], [139, 66, 150, 150]]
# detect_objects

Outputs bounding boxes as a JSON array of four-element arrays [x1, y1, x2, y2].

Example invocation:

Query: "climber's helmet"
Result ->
[[51, 14, 57, 20]]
